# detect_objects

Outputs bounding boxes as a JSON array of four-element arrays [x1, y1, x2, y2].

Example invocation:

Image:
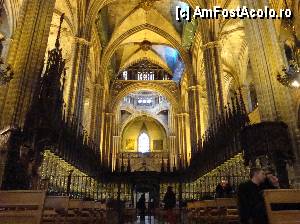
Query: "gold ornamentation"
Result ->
[[140, 40, 152, 51], [139, 0, 159, 11]]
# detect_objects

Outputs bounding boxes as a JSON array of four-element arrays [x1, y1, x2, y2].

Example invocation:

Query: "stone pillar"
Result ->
[[0, 0, 56, 129], [89, 83, 104, 146], [239, 84, 250, 113], [112, 136, 121, 171], [169, 135, 176, 169], [102, 113, 114, 167], [176, 113, 191, 167], [202, 41, 224, 123], [67, 37, 91, 127], [188, 85, 202, 154], [242, 0, 300, 183]]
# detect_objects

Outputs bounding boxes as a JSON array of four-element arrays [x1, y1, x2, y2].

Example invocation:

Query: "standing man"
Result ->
[[163, 186, 176, 223], [237, 168, 268, 224]]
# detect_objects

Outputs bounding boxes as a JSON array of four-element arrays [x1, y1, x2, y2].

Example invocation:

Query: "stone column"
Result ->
[[188, 85, 202, 154], [176, 113, 191, 167], [89, 83, 104, 145], [0, 0, 56, 129], [112, 135, 121, 171], [169, 135, 176, 169], [67, 37, 91, 128], [202, 41, 224, 123], [102, 113, 114, 167], [239, 84, 250, 113], [242, 0, 300, 183]]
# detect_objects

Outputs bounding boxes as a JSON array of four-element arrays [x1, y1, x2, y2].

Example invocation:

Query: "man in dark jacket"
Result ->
[[215, 178, 233, 198], [237, 168, 268, 224], [163, 186, 176, 223]]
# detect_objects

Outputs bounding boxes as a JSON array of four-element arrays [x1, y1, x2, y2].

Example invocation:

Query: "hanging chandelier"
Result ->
[[278, 60, 300, 88], [0, 2, 13, 85], [0, 37, 13, 86], [0, 57, 13, 85], [277, 15, 300, 89]]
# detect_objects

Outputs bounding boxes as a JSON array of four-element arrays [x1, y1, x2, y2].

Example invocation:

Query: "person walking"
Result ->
[[137, 194, 146, 221]]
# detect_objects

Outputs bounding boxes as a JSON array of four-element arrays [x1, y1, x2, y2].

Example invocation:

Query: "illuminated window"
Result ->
[[137, 71, 155, 80], [138, 132, 150, 153], [123, 71, 128, 80]]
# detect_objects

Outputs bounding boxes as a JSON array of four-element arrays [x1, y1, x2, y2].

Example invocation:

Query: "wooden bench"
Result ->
[[66, 199, 82, 223], [94, 202, 107, 223], [0, 190, 46, 224], [264, 189, 300, 224], [187, 198, 239, 224], [65, 199, 107, 224], [42, 196, 69, 223], [79, 201, 96, 223]]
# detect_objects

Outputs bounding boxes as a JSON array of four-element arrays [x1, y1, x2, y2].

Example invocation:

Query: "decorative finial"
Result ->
[[55, 13, 65, 49]]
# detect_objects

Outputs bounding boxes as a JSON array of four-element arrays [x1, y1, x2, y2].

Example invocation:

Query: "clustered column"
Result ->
[[202, 40, 224, 124], [0, 0, 56, 129], [67, 37, 91, 128], [188, 85, 202, 154], [89, 83, 105, 154], [176, 113, 191, 167], [102, 113, 114, 168]]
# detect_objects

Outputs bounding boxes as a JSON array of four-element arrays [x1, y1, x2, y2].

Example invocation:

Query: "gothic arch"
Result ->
[[118, 50, 173, 76], [120, 112, 169, 136], [100, 24, 193, 82], [110, 82, 179, 111]]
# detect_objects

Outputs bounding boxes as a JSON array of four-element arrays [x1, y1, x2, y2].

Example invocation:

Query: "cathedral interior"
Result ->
[[0, 0, 300, 223]]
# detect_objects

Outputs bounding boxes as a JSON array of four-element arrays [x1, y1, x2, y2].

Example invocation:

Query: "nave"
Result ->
[[1, 0, 300, 223]]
